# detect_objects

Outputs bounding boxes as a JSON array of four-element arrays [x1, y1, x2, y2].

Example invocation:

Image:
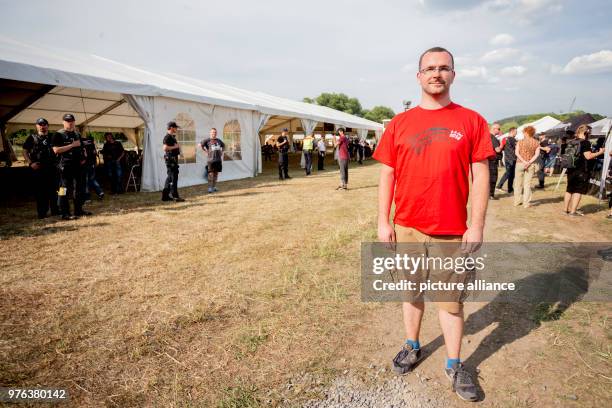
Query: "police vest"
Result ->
[[29, 134, 55, 165], [303, 137, 314, 151]]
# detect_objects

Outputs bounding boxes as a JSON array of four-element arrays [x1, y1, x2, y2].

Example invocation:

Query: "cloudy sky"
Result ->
[[1, 0, 611, 121]]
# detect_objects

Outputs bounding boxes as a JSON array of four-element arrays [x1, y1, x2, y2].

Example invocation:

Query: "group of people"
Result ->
[[488, 122, 609, 216], [22, 115, 126, 219], [269, 127, 372, 189]]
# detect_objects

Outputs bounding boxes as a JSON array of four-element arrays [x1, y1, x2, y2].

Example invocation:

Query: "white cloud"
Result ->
[[401, 63, 417, 73], [520, 0, 562, 12], [561, 50, 612, 74], [500, 65, 527, 76], [481, 48, 522, 63], [457, 66, 488, 79], [490, 33, 515, 46]]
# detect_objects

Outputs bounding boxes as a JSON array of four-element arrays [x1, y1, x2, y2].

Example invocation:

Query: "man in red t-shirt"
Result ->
[[374, 47, 494, 402]]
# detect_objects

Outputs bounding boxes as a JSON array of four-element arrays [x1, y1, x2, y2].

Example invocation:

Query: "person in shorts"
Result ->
[[374, 46, 494, 402], [200, 128, 225, 193]]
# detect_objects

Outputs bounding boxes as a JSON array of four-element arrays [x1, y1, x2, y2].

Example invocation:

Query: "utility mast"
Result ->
[[567, 96, 576, 113]]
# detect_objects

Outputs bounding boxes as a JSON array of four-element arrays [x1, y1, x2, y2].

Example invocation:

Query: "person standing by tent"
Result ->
[[535, 134, 550, 189], [335, 128, 349, 190], [81, 132, 104, 200], [161, 121, 185, 202], [22, 117, 59, 219], [101, 132, 125, 194], [563, 125, 605, 216], [317, 136, 326, 170], [52, 113, 91, 219], [302, 133, 314, 175], [513, 126, 540, 208], [374, 47, 494, 402], [199, 128, 225, 193], [277, 128, 291, 180], [496, 127, 517, 194], [488, 123, 502, 199]]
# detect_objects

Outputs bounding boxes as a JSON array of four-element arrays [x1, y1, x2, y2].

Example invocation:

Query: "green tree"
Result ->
[[314, 93, 363, 116], [302, 97, 315, 104], [363, 106, 395, 123]]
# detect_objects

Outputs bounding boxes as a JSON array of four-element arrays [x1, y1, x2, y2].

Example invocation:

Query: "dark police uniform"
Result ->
[[277, 135, 290, 179], [23, 132, 59, 218], [162, 133, 181, 200], [488, 134, 501, 198], [52, 128, 87, 217]]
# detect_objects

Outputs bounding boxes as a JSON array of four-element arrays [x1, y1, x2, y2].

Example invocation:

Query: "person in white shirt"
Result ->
[[317, 137, 327, 170]]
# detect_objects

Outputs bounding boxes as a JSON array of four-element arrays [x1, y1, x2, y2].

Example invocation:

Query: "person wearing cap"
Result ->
[[199, 127, 225, 193], [52, 113, 91, 219], [277, 128, 291, 180], [161, 121, 185, 202], [22, 118, 59, 218], [335, 128, 349, 190]]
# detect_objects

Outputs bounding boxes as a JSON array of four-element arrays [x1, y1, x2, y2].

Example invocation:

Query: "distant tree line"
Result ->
[[302, 93, 395, 124], [496, 110, 605, 133]]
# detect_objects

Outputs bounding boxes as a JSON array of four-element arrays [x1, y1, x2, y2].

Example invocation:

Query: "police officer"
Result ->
[[22, 118, 59, 218], [52, 113, 91, 219], [162, 121, 185, 202], [277, 128, 291, 180]]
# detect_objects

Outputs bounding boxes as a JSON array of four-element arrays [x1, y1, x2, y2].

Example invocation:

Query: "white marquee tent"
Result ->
[[0, 35, 383, 191], [501, 115, 561, 140]]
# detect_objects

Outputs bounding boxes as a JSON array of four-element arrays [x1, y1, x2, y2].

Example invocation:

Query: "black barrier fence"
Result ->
[[361, 242, 612, 303]]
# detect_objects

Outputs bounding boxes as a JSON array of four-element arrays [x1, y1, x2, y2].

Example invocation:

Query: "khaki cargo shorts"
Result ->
[[394, 224, 474, 314]]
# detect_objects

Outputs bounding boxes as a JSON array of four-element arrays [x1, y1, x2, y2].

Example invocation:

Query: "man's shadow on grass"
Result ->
[[416, 251, 596, 402]]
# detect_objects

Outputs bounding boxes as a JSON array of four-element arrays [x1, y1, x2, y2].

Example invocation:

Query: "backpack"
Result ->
[[559, 140, 581, 169]]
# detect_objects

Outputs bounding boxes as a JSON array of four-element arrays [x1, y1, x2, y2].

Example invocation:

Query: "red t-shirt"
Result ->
[[338, 135, 349, 160], [373, 103, 494, 236]]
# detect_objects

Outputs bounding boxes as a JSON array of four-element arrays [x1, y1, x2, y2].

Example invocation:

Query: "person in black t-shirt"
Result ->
[[199, 128, 225, 193], [22, 118, 59, 218], [535, 134, 550, 189], [277, 128, 291, 180], [496, 127, 517, 193], [564, 125, 605, 216], [101, 133, 125, 194], [161, 121, 184, 202], [52, 113, 91, 219], [488, 123, 502, 199], [82, 134, 104, 200]]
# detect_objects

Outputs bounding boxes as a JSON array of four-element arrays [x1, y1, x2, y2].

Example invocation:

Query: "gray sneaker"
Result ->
[[392, 344, 421, 374], [445, 362, 478, 402]]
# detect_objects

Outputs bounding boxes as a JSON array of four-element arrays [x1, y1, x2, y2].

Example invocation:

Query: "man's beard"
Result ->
[[424, 81, 448, 95]]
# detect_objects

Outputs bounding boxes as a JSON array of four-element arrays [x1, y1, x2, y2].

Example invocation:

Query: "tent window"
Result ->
[[223, 119, 242, 161], [174, 112, 196, 164]]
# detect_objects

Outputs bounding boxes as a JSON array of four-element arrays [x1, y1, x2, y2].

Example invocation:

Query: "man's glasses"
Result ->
[[419, 65, 454, 75]]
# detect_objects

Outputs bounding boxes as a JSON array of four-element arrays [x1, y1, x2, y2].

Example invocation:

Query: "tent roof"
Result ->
[[501, 115, 561, 139], [0, 35, 383, 131], [589, 117, 611, 136]]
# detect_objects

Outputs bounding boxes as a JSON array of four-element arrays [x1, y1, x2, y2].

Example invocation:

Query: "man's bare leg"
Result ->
[[438, 308, 464, 359], [563, 192, 572, 212], [403, 302, 425, 340]]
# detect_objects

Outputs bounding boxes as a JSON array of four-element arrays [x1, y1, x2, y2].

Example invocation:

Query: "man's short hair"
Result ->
[[211, 127, 217, 131], [418, 47, 455, 70], [509, 127, 517, 132]]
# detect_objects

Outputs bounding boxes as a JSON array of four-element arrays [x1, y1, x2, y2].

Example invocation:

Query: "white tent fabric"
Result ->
[[0, 35, 384, 191], [254, 113, 271, 175], [501, 116, 561, 140], [357, 128, 368, 141], [589, 117, 611, 136], [123, 95, 159, 191]]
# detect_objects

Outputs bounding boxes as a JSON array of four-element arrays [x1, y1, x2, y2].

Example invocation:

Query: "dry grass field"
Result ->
[[1, 157, 611, 407]]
